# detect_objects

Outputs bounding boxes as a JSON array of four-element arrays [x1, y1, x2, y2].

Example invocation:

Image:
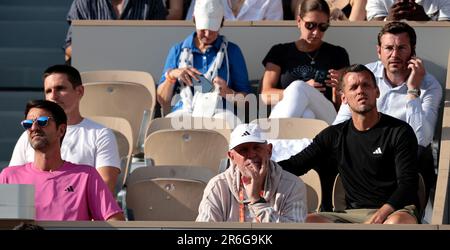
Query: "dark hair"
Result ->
[[298, 0, 330, 18], [339, 64, 377, 90], [43, 64, 82, 88], [13, 222, 44, 230], [377, 21, 417, 56], [24, 100, 67, 144]]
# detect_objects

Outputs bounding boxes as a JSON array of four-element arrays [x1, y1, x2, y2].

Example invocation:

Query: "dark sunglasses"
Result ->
[[21, 116, 53, 130], [304, 21, 330, 32]]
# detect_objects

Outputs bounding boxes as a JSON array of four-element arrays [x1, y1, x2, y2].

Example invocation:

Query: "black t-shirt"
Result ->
[[278, 113, 419, 210], [262, 42, 350, 100]]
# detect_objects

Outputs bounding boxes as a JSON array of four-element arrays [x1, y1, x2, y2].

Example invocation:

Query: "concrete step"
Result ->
[[0, 0, 72, 7], [0, 67, 48, 88], [0, 47, 63, 68], [0, 90, 43, 162], [0, 21, 67, 48], [0, 6, 69, 21]]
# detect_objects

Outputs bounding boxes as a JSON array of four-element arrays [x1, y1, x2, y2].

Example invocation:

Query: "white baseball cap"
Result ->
[[229, 123, 267, 150], [193, 0, 224, 31]]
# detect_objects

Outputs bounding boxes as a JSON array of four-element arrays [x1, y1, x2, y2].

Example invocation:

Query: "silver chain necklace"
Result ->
[[305, 50, 320, 65]]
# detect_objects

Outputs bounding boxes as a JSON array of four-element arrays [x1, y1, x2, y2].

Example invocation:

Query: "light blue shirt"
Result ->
[[334, 61, 442, 146], [159, 32, 251, 111]]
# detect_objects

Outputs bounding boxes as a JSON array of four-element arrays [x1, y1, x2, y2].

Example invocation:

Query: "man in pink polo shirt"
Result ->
[[0, 100, 124, 221]]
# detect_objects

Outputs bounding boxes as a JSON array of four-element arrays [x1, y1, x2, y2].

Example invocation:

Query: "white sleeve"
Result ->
[[185, 0, 195, 20], [333, 103, 352, 125], [366, 0, 392, 20], [438, 0, 450, 20], [9, 131, 30, 166], [405, 75, 442, 147], [264, 0, 283, 20], [94, 128, 121, 171]]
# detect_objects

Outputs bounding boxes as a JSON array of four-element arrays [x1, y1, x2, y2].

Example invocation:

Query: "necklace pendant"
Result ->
[[310, 60, 315, 65]]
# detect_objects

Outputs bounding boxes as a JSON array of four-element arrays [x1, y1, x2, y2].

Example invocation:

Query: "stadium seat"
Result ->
[[251, 117, 328, 139], [299, 169, 322, 213], [144, 129, 228, 174]]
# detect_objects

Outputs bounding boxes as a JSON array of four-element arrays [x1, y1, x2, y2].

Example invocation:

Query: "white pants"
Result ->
[[269, 80, 337, 125]]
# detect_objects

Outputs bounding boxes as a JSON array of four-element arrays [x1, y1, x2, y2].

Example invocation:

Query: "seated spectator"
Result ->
[[1, 100, 124, 221], [327, 0, 367, 21], [279, 64, 420, 224], [10, 65, 121, 194], [158, 0, 252, 127], [334, 22, 442, 202], [288, 0, 367, 21], [164, 0, 192, 20], [260, 0, 350, 124], [196, 123, 307, 222], [64, 0, 168, 63], [366, 0, 450, 21], [186, 0, 283, 20]]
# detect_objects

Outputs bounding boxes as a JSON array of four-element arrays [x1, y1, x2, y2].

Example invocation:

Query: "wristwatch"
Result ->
[[407, 88, 421, 97]]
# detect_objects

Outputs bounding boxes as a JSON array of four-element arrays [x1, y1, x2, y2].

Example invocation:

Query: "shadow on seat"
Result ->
[[144, 129, 229, 174], [125, 165, 212, 221], [299, 169, 322, 213]]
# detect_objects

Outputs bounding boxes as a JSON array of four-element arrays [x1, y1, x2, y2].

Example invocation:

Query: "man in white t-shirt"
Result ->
[[9, 65, 121, 193]]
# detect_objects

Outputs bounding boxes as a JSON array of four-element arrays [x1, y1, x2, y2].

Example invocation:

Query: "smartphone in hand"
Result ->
[[193, 75, 214, 93]]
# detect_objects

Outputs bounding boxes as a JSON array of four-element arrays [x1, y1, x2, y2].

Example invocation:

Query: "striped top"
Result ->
[[65, 0, 168, 47]]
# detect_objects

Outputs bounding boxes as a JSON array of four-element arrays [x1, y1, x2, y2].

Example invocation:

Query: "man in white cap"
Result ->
[[157, 0, 251, 125], [196, 123, 307, 222]]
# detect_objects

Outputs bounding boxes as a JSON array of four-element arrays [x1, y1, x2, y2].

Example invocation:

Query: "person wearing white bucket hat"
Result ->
[[196, 123, 307, 222], [158, 0, 251, 128]]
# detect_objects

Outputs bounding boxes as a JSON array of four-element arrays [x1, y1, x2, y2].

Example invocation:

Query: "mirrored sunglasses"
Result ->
[[21, 116, 53, 130], [304, 21, 330, 32]]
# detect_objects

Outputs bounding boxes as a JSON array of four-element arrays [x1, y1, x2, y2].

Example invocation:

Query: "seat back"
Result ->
[[80, 81, 154, 154], [299, 169, 322, 213], [251, 117, 328, 139], [144, 129, 229, 174], [81, 70, 156, 117], [125, 166, 212, 221], [332, 173, 427, 213], [146, 116, 231, 142], [126, 177, 206, 221]]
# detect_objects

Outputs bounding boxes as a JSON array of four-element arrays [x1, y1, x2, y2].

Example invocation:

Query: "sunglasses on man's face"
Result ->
[[21, 116, 53, 130], [304, 21, 330, 32]]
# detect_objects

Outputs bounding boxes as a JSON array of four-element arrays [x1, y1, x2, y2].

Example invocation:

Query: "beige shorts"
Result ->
[[316, 205, 418, 223]]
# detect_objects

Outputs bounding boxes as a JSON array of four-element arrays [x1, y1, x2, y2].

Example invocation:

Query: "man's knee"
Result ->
[[384, 212, 418, 224]]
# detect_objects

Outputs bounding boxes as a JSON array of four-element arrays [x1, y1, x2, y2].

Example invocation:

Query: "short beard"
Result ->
[[30, 138, 49, 151], [349, 104, 374, 115]]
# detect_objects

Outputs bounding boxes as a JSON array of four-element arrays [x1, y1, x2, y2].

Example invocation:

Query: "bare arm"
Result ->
[[349, 0, 367, 21], [107, 212, 125, 221], [166, 0, 184, 20], [261, 63, 284, 105], [65, 45, 72, 63], [157, 67, 202, 108], [97, 166, 120, 195]]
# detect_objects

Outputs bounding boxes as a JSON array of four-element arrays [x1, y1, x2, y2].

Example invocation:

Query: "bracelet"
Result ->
[[165, 69, 177, 82]]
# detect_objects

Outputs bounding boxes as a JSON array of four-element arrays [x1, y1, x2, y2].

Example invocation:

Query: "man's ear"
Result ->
[[341, 92, 348, 104], [76, 85, 84, 99], [227, 151, 234, 161], [58, 124, 67, 139], [296, 15, 302, 29]]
